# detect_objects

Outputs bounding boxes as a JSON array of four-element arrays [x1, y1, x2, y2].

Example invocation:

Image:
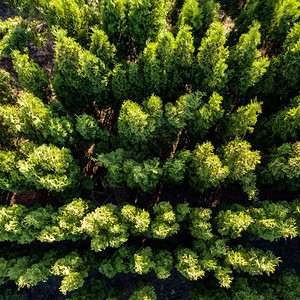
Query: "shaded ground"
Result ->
[[0, 0, 16, 21]]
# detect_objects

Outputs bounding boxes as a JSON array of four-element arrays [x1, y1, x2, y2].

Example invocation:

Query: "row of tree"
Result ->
[[0, 199, 298, 248]]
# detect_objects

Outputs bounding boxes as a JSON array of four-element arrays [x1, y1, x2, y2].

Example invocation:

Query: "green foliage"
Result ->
[[18, 144, 80, 191], [81, 203, 129, 252], [0, 17, 29, 57], [165, 25, 195, 97], [75, 114, 100, 140], [140, 27, 195, 98], [111, 63, 129, 100], [221, 140, 261, 199], [98, 151, 163, 194], [226, 100, 263, 139], [129, 283, 157, 300], [0, 92, 74, 145], [164, 92, 202, 139], [1, 250, 58, 290], [0, 69, 19, 103], [97, 148, 129, 188], [196, 20, 229, 92], [263, 142, 300, 190], [153, 250, 173, 279], [215, 209, 254, 238], [98, 245, 135, 278], [270, 0, 300, 48], [100, 0, 128, 47], [12, 51, 50, 101], [227, 21, 269, 95], [189, 142, 229, 191], [1, 2, 300, 297], [189, 207, 213, 240], [118, 100, 154, 148], [248, 200, 298, 241], [190, 92, 224, 138], [226, 245, 281, 276], [39, 198, 90, 242], [124, 157, 162, 193], [134, 247, 155, 275], [90, 28, 116, 66], [42, 0, 89, 42], [51, 251, 89, 295], [0, 150, 28, 191], [280, 22, 300, 92], [176, 248, 205, 280], [271, 95, 300, 143], [151, 201, 180, 239], [163, 150, 191, 185], [120, 204, 150, 235], [140, 36, 169, 95], [52, 29, 109, 110], [128, 0, 167, 50], [177, 0, 218, 47], [0, 199, 297, 247]]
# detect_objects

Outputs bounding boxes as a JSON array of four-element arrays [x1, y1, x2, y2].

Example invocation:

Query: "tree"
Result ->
[[90, 28, 116, 67], [280, 22, 300, 93], [188, 142, 229, 192], [220, 140, 261, 199], [18, 144, 80, 192], [226, 100, 263, 139], [12, 51, 50, 101], [41, 0, 89, 43], [0, 92, 74, 145], [227, 21, 269, 96], [151, 202, 180, 239], [263, 142, 300, 191], [190, 92, 224, 138], [271, 95, 300, 142], [51, 251, 90, 295], [52, 29, 109, 110], [195, 20, 229, 92], [118, 100, 155, 149], [129, 283, 157, 300], [176, 0, 218, 48], [0, 17, 29, 57], [100, 0, 128, 48], [0, 69, 19, 104], [176, 248, 205, 280], [128, 0, 168, 51]]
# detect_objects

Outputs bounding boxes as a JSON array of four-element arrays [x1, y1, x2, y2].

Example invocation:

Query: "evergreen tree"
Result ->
[[12, 51, 50, 101], [52, 29, 110, 110], [226, 100, 263, 139], [195, 20, 229, 92], [227, 21, 269, 96], [189, 142, 229, 191]]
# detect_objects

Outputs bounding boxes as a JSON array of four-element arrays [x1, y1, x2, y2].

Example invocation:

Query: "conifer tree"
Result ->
[[226, 100, 263, 139], [280, 22, 300, 92], [52, 29, 109, 110], [128, 0, 167, 51], [263, 142, 300, 191], [195, 20, 229, 92], [189, 142, 229, 191], [12, 51, 50, 101], [271, 95, 300, 142], [227, 21, 269, 96]]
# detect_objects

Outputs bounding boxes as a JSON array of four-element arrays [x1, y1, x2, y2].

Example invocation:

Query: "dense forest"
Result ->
[[0, 0, 299, 299]]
